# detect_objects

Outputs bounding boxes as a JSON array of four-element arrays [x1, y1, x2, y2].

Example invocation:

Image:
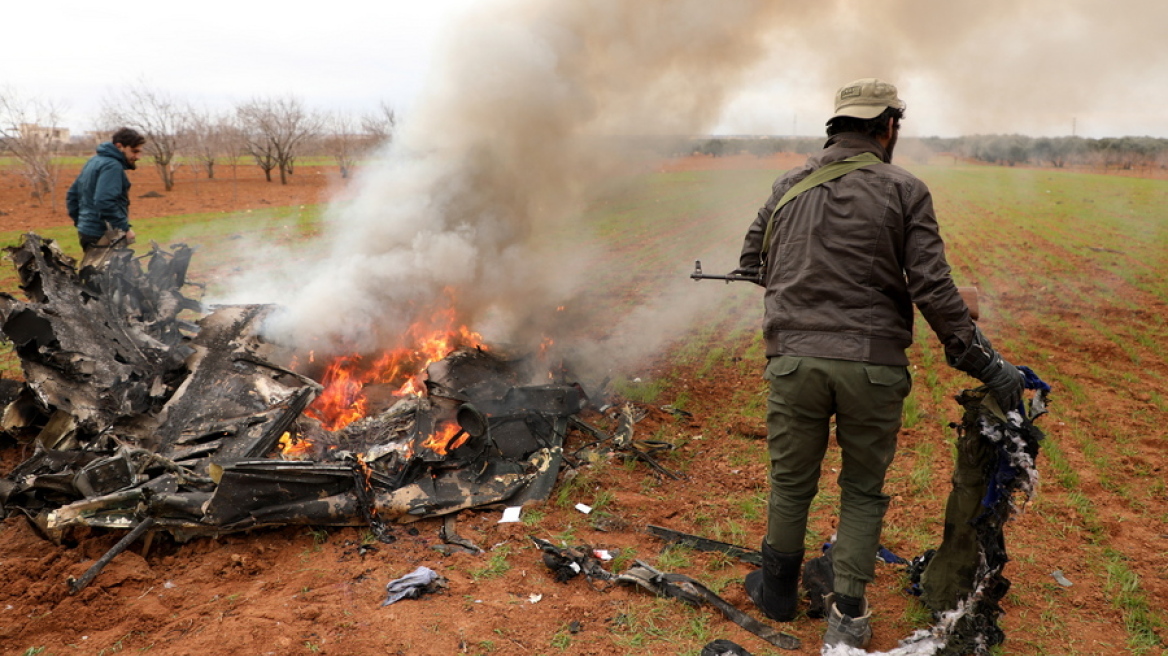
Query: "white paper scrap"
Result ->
[[499, 506, 522, 523], [575, 503, 592, 514]]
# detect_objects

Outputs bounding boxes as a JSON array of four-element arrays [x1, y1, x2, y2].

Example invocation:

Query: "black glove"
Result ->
[[947, 327, 1025, 411], [730, 266, 765, 286]]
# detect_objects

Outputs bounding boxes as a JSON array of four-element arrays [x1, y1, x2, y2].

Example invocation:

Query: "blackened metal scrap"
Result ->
[[0, 238, 597, 544], [566, 412, 681, 479], [530, 536, 615, 583], [150, 304, 321, 466], [67, 516, 157, 594], [616, 561, 801, 651], [374, 447, 560, 522], [0, 235, 198, 434], [424, 346, 533, 402], [439, 513, 482, 554], [201, 460, 358, 527], [645, 525, 762, 566], [701, 639, 755, 656], [624, 441, 682, 480], [352, 456, 395, 543]]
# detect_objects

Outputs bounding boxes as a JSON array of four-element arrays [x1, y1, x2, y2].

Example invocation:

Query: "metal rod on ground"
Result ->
[[67, 517, 157, 594]]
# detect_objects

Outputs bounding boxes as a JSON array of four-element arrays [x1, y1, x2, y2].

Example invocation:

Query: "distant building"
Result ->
[[18, 123, 71, 145], [79, 131, 107, 146]]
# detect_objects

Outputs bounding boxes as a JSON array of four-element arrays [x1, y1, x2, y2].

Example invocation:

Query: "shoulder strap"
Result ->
[[760, 152, 881, 257]]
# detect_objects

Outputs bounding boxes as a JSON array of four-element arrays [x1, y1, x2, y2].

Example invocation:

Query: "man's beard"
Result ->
[[885, 130, 899, 161]]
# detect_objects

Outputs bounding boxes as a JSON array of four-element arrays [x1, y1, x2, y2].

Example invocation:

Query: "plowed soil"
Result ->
[[0, 156, 1164, 656]]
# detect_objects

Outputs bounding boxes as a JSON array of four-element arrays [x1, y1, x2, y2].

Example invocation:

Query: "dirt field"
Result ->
[[0, 161, 334, 235], [0, 155, 1164, 656]]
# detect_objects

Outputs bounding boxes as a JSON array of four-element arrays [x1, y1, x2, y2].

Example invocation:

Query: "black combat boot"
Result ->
[[744, 541, 804, 621]]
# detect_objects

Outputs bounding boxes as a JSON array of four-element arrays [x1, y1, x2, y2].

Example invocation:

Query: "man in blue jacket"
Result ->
[[66, 128, 145, 251]]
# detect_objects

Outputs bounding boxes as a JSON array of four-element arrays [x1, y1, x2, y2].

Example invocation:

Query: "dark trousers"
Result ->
[[79, 232, 103, 251], [764, 355, 910, 599]]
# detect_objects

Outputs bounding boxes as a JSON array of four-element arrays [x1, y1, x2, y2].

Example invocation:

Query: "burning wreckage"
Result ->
[[0, 234, 1048, 654], [0, 234, 623, 551]]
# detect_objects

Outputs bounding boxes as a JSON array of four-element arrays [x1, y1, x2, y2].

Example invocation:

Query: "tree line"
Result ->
[[0, 85, 397, 210], [7, 82, 1168, 212], [686, 134, 1168, 170]]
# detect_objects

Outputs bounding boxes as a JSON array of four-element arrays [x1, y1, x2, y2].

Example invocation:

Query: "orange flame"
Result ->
[[303, 305, 484, 431], [277, 431, 313, 457], [421, 421, 468, 456]]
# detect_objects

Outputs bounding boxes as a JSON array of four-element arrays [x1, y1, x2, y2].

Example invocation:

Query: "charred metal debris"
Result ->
[[532, 535, 802, 651], [0, 235, 679, 559]]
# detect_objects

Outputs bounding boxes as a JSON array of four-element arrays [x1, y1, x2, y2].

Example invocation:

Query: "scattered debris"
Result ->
[[701, 639, 754, 656], [381, 565, 446, 606], [498, 507, 523, 523], [67, 516, 157, 594], [531, 533, 799, 651], [877, 545, 908, 565], [616, 560, 801, 651], [531, 536, 614, 584], [646, 524, 762, 566], [1051, 570, 1073, 587], [802, 548, 834, 619], [438, 513, 483, 554], [568, 409, 682, 480]]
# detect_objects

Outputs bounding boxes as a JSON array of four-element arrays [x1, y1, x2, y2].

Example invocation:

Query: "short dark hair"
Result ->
[[111, 127, 146, 148], [826, 106, 904, 138]]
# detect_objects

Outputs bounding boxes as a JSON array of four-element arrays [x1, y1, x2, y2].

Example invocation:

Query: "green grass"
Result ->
[[469, 544, 513, 581], [4, 159, 1168, 655], [655, 545, 694, 571], [1103, 549, 1165, 654], [609, 375, 667, 404]]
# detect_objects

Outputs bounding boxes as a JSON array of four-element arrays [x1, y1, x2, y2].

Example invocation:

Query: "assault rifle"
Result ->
[[689, 260, 761, 284], [690, 260, 980, 319]]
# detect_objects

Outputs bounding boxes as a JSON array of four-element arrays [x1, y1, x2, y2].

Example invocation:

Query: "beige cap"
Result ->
[[831, 78, 906, 120]]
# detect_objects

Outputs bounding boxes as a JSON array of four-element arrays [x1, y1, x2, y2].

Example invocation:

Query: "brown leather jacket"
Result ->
[[738, 133, 974, 366]]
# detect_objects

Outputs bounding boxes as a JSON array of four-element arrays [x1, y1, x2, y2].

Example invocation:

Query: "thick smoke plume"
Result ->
[[219, 0, 791, 366], [216, 0, 1168, 375]]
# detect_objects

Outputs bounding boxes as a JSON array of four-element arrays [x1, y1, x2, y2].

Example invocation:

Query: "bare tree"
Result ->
[[234, 108, 278, 182], [102, 84, 191, 191], [361, 101, 397, 149], [0, 88, 66, 209], [235, 96, 321, 184], [186, 108, 236, 180], [323, 111, 361, 179]]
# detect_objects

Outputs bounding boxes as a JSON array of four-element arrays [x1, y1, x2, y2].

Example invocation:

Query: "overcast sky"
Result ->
[[5, 0, 1167, 139]]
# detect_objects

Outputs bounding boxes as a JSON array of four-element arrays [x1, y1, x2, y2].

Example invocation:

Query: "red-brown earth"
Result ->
[[0, 154, 1164, 656]]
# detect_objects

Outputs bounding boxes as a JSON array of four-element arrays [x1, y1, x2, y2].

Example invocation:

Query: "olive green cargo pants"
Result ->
[[764, 355, 911, 600]]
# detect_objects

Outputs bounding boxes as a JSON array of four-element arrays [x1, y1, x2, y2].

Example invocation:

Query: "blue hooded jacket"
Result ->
[[66, 142, 133, 237]]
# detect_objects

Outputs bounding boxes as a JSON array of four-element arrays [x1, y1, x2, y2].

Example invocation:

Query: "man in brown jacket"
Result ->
[[736, 79, 1023, 649]]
